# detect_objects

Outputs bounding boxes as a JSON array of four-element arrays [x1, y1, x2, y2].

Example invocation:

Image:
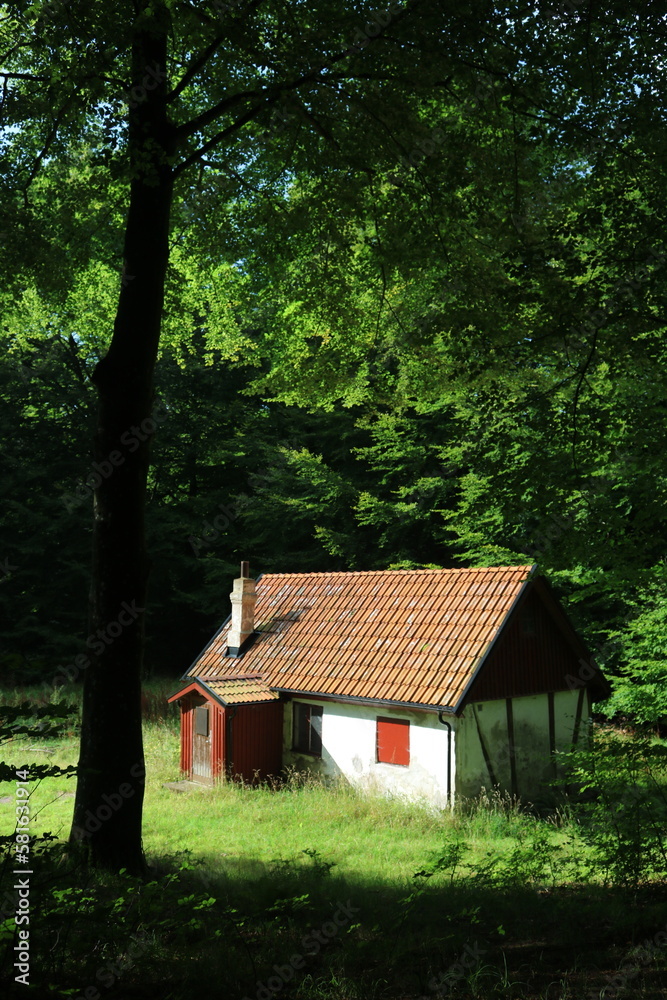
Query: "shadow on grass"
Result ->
[[1, 841, 667, 1000]]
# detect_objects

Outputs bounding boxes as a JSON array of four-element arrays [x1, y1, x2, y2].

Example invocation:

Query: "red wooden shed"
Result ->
[[168, 676, 283, 784]]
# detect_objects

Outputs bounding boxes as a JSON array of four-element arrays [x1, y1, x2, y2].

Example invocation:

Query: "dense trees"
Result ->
[[2, 0, 667, 868]]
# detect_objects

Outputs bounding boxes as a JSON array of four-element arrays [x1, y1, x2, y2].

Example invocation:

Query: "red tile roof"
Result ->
[[201, 675, 279, 705], [186, 566, 534, 711]]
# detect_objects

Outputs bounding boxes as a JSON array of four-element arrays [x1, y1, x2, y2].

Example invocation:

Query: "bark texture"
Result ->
[[70, 4, 175, 874]]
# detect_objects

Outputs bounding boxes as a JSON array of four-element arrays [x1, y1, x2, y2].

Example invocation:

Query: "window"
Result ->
[[376, 717, 410, 766], [521, 610, 537, 636], [194, 705, 209, 737], [293, 703, 323, 756]]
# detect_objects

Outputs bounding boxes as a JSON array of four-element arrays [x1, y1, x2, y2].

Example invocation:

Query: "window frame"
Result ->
[[292, 702, 323, 757]]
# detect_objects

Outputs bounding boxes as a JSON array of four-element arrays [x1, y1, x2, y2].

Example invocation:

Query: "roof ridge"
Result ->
[[257, 565, 533, 578], [199, 672, 264, 681]]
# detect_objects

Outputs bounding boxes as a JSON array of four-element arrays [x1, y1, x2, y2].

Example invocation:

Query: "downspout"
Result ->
[[438, 712, 452, 807], [226, 706, 237, 779]]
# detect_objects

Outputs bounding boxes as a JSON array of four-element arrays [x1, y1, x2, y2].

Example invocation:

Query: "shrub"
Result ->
[[561, 726, 667, 886]]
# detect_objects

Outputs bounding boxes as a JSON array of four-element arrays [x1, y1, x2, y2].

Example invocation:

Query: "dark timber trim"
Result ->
[[506, 697, 517, 797]]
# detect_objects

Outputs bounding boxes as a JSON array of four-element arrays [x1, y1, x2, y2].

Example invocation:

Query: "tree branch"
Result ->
[[167, 31, 228, 104], [22, 98, 75, 205], [0, 71, 51, 81], [174, 1, 422, 144], [174, 102, 267, 175], [201, 157, 290, 215], [174, 88, 263, 142]]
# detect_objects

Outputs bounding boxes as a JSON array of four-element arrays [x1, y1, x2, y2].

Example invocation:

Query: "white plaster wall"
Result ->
[[455, 697, 509, 800], [553, 688, 591, 748], [455, 689, 592, 803], [283, 699, 455, 808], [512, 694, 557, 797]]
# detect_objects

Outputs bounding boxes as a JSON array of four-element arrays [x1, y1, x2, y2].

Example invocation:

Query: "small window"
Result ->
[[293, 703, 323, 756], [194, 705, 209, 737], [521, 610, 537, 636], [377, 717, 410, 766]]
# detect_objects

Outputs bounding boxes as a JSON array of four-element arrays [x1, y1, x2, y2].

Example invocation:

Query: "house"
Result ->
[[168, 562, 609, 806]]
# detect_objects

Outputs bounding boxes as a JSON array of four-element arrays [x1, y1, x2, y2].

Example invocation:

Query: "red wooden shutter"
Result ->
[[376, 717, 410, 766]]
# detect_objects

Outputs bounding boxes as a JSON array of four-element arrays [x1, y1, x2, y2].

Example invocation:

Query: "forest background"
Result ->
[[1, 0, 666, 731]]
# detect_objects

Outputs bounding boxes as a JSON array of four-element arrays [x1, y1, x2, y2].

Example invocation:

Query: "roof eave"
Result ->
[[167, 677, 277, 708], [531, 575, 612, 700], [167, 678, 226, 708], [275, 687, 457, 715]]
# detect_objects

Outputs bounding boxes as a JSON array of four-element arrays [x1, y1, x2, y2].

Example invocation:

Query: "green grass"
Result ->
[[0, 682, 553, 881], [0, 709, 578, 887], [2, 691, 667, 1000]]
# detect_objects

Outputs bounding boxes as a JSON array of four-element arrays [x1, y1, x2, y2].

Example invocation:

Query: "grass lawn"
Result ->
[[1, 686, 667, 999]]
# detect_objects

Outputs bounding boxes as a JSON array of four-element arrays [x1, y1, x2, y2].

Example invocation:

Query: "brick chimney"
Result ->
[[227, 560, 256, 656]]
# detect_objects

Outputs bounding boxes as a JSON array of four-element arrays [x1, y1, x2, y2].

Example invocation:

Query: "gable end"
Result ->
[[460, 579, 609, 707]]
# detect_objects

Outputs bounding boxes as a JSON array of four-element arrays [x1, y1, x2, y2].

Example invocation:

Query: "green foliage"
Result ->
[[0, 840, 244, 992], [301, 848, 337, 878], [0, 329, 463, 677], [0, 700, 78, 860], [412, 826, 574, 894], [602, 577, 667, 722], [0, 701, 78, 783], [0, 335, 95, 676], [1, 0, 667, 722], [560, 727, 667, 886]]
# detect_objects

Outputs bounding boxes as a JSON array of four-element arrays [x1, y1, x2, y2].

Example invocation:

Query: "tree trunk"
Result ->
[[70, 4, 174, 874]]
